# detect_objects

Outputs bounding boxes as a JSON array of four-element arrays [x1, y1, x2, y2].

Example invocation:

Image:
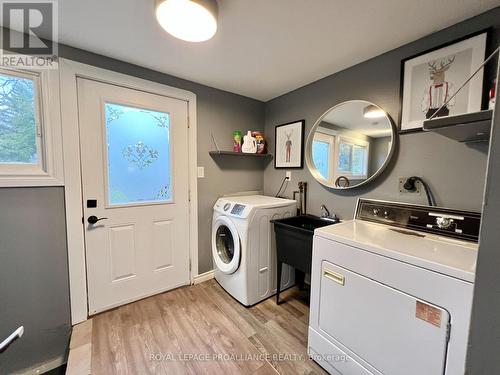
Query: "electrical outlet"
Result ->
[[399, 177, 422, 195], [285, 171, 291, 181]]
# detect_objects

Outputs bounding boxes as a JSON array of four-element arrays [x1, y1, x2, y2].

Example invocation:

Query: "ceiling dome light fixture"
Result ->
[[363, 104, 386, 119], [155, 0, 218, 42]]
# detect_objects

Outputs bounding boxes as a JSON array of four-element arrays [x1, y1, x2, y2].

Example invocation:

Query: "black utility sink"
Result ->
[[272, 214, 338, 232], [271, 214, 339, 304]]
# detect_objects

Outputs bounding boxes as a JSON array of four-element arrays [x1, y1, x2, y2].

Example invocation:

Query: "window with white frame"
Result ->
[[0, 66, 63, 186], [0, 70, 42, 167]]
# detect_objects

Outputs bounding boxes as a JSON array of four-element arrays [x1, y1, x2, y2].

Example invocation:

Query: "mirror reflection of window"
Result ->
[[338, 142, 352, 172], [312, 131, 335, 184], [337, 137, 369, 180], [313, 140, 330, 178], [307, 100, 394, 189], [353, 146, 367, 175]]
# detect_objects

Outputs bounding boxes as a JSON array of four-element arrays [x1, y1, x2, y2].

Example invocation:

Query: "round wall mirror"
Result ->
[[305, 100, 396, 190]]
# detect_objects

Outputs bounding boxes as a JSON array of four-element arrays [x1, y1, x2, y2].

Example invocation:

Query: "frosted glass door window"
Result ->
[[104, 103, 171, 205]]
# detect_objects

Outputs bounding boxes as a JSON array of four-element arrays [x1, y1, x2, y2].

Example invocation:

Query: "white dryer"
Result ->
[[308, 199, 481, 375], [212, 195, 296, 306]]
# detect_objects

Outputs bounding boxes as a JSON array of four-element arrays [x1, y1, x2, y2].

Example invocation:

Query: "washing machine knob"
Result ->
[[223, 203, 231, 211]]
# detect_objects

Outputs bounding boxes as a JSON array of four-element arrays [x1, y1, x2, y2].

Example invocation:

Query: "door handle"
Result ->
[[0, 326, 24, 353], [323, 269, 345, 286], [87, 215, 108, 225]]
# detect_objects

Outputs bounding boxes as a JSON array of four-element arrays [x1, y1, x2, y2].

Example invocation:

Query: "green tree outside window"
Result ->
[[0, 74, 38, 164]]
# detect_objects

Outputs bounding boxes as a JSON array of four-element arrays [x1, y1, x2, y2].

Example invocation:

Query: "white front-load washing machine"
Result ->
[[212, 195, 296, 306]]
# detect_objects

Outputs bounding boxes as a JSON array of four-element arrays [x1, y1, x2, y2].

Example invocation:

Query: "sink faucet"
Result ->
[[320, 205, 338, 221], [293, 181, 308, 215], [320, 204, 330, 218]]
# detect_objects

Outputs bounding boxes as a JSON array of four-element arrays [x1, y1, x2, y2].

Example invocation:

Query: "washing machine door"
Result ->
[[212, 216, 241, 274]]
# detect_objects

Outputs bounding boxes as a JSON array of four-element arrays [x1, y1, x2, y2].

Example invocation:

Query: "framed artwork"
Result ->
[[399, 32, 487, 133], [274, 120, 304, 169]]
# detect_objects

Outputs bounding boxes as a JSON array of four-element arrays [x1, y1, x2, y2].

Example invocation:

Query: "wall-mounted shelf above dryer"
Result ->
[[209, 151, 273, 159], [423, 110, 493, 143]]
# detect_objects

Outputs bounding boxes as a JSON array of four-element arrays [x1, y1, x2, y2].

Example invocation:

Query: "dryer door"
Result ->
[[212, 216, 241, 274]]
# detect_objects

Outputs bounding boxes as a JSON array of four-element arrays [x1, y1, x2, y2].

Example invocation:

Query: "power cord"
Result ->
[[403, 176, 436, 206], [274, 176, 288, 197]]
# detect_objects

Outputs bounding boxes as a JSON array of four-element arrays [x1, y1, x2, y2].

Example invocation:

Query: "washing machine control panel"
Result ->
[[231, 204, 246, 216], [214, 199, 250, 218]]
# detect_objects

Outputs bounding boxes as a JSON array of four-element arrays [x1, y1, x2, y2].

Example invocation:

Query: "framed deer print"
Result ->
[[400, 32, 487, 132], [274, 120, 304, 169]]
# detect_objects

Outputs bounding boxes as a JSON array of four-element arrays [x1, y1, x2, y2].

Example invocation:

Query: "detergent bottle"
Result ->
[[241, 131, 257, 153]]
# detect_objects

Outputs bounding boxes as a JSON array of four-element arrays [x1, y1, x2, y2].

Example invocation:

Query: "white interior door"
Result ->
[[77, 78, 191, 315]]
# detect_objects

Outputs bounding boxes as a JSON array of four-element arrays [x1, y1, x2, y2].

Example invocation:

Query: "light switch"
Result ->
[[197, 166, 205, 178]]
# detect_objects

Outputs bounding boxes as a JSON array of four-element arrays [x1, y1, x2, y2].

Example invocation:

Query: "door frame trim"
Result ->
[[60, 59, 198, 324]]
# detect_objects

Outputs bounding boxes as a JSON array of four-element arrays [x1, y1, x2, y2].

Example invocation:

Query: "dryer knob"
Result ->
[[436, 216, 454, 229]]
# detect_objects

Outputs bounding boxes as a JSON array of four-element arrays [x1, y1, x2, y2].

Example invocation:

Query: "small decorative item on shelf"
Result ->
[[489, 79, 496, 110], [233, 130, 242, 152], [252, 131, 266, 154], [241, 130, 257, 153]]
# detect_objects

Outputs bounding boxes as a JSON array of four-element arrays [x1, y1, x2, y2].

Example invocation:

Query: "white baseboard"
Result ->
[[193, 270, 215, 285]]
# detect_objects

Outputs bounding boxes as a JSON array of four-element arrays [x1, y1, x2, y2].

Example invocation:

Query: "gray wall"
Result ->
[[0, 187, 71, 374], [263, 8, 500, 218], [59, 44, 265, 274], [466, 65, 500, 375]]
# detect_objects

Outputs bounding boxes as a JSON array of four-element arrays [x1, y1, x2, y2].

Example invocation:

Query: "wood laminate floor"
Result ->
[[89, 279, 327, 375]]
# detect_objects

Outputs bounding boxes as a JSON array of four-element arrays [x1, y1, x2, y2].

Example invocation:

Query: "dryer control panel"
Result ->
[[355, 199, 481, 242]]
